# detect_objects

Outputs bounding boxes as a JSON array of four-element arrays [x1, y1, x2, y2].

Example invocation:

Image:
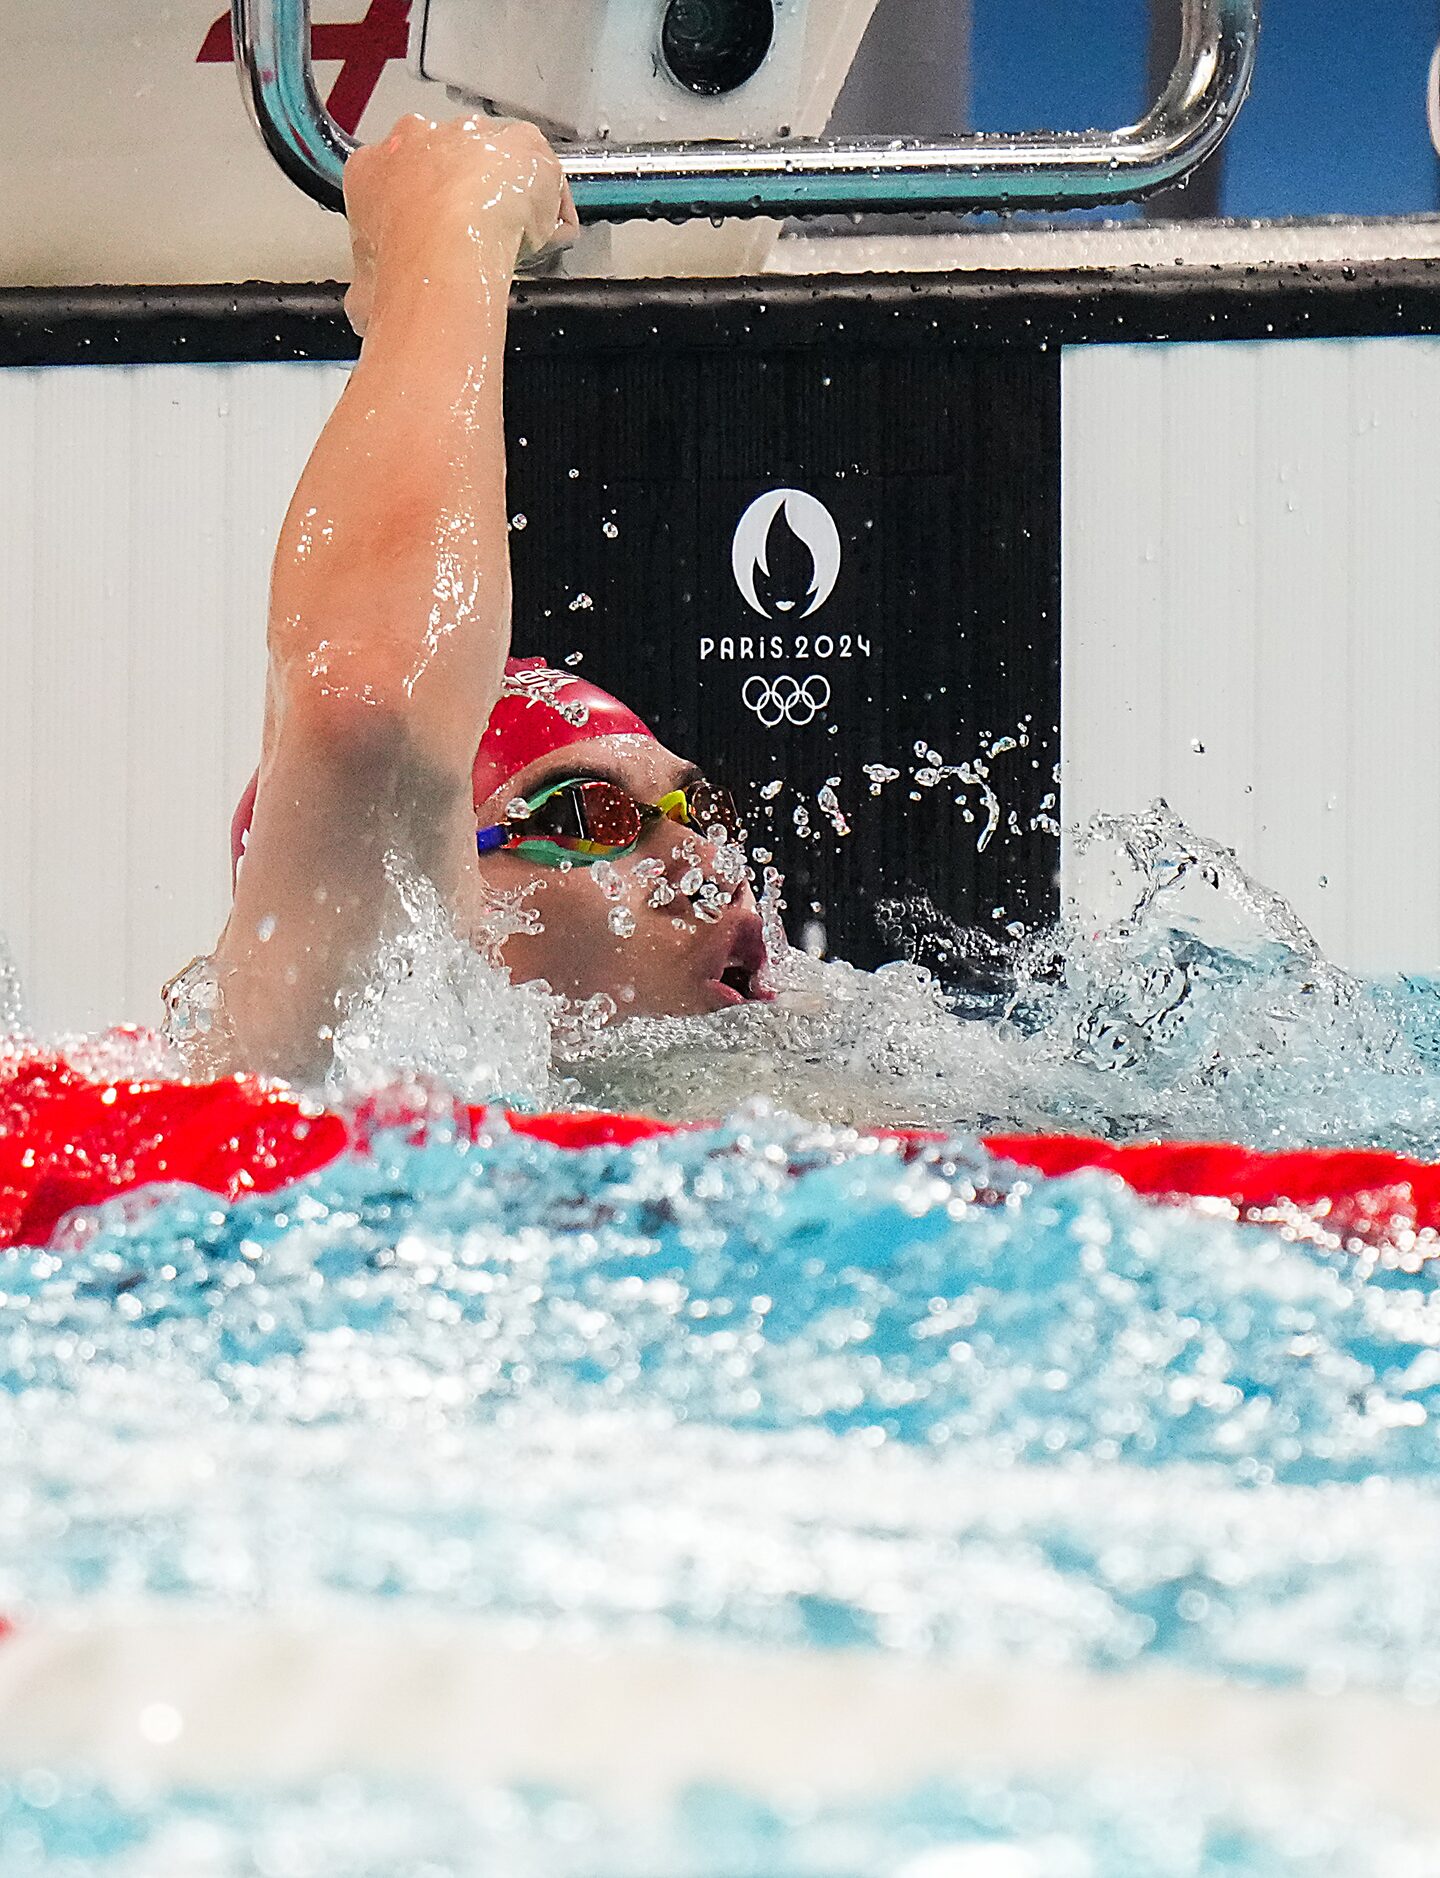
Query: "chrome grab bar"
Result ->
[[231, 0, 1258, 221]]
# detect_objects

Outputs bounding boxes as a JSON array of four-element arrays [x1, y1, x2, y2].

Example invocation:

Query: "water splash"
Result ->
[[38, 803, 1440, 1149], [0, 932, 27, 1038], [1000, 802, 1440, 1151], [157, 856, 560, 1106], [328, 856, 557, 1105], [562, 804, 1440, 1150]]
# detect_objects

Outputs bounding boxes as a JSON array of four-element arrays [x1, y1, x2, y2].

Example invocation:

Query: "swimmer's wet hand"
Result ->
[[344, 113, 577, 336]]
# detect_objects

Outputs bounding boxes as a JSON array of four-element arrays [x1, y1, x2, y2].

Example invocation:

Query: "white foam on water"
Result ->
[[558, 804, 1440, 1149], [0, 933, 26, 1039], [12, 803, 1440, 1152], [327, 856, 560, 1106]]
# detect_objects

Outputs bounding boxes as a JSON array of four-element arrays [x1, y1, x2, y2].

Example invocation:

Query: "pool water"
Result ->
[[9, 808, 1440, 1874], [6, 1768, 1440, 1878]]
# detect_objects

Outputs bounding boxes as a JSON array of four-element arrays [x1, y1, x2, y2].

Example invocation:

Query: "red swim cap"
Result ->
[[471, 658, 653, 805], [230, 659, 653, 886]]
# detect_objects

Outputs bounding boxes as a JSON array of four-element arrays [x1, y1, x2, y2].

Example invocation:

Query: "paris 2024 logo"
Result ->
[[725, 489, 861, 729], [731, 488, 841, 621]]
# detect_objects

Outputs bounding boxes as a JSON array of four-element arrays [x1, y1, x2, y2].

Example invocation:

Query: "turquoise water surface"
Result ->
[[8, 811, 1440, 1874]]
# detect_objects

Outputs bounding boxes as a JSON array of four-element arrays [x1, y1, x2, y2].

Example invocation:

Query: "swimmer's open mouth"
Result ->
[[707, 920, 774, 1008], [711, 962, 766, 1006]]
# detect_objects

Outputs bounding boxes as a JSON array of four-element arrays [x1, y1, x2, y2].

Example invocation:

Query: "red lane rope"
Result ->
[[2, 1053, 1438, 1255], [987, 1134, 1440, 1254]]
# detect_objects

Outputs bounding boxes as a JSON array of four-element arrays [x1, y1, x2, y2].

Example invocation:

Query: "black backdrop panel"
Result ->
[[502, 337, 1060, 970]]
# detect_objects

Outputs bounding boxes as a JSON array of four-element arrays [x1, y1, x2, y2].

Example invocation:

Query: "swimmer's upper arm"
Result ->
[[201, 701, 474, 1084]]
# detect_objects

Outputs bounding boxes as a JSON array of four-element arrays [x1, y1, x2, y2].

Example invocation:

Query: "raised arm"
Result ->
[[196, 115, 573, 1084]]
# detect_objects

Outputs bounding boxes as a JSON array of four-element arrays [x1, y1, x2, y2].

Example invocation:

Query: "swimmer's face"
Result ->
[[466, 736, 773, 1019]]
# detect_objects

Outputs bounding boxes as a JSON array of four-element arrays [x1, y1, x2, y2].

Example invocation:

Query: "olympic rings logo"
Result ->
[[741, 673, 832, 729]]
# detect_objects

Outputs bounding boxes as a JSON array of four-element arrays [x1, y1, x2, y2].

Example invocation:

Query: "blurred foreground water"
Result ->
[[10, 808, 1440, 1875]]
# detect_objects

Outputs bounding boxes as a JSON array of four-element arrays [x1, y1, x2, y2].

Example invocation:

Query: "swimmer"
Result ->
[[203, 113, 772, 1084]]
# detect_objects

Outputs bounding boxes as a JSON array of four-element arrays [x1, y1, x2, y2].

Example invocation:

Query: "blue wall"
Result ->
[[969, 0, 1147, 139], [968, 0, 1440, 217]]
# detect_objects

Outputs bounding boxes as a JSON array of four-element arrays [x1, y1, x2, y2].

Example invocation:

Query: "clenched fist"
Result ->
[[343, 112, 577, 334]]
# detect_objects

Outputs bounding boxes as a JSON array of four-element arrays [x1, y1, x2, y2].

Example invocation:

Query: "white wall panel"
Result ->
[[1063, 335, 1440, 977], [0, 363, 349, 1036]]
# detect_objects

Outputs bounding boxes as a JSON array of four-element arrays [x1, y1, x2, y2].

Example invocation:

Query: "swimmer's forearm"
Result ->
[[215, 232, 515, 1083], [267, 226, 519, 781]]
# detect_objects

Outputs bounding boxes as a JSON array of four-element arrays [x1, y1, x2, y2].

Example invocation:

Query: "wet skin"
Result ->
[[469, 734, 772, 1019]]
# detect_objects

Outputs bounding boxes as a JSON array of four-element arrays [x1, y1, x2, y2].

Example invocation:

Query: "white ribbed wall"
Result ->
[[0, 363, 349, 1036], [1063, 335, 1440, 977]]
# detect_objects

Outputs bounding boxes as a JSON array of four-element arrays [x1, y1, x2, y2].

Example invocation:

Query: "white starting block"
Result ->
[[407, 0, 882, 273], [408, 0, 881, 145]]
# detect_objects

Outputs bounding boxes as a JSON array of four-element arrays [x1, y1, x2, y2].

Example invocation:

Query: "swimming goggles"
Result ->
[[476, 775, 741, 867]]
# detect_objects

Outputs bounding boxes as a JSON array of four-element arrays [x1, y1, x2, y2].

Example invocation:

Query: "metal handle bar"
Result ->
[[231, 0, 1258, 221]]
